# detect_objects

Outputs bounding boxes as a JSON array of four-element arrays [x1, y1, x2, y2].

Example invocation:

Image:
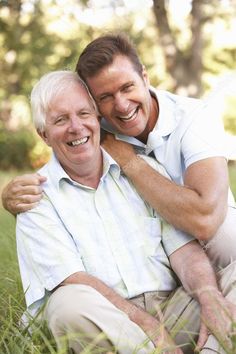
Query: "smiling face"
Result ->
[[39, 83, 101, 179], [86, 55, 158, 143]]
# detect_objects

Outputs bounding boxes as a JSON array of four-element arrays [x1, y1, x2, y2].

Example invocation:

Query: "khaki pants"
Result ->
[[204, 206, 236, 269], [44, 261, 236, 354]]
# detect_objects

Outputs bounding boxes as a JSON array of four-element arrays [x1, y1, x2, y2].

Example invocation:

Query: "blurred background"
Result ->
[[0, 1, 236, 352], [0, 0, 236, 190]]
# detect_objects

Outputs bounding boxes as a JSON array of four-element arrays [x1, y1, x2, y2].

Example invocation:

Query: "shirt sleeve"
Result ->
[[16, 194, 85, 308], [160, 219, 194, 256], [181, 102, 227, 169], [138, 154, 195, 255]]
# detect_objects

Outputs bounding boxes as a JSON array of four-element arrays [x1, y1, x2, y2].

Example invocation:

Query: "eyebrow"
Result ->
[[97, 80, 135, 98]]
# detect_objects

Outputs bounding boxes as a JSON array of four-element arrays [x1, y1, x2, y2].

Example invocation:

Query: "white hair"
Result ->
[[30, 70, 98, 132]]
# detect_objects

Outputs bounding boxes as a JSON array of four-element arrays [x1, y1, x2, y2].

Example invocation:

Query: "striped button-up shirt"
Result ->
[[16, 149, 193, 315]]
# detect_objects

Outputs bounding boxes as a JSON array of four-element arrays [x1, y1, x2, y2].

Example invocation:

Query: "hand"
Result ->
[[1, 173, 47, 215], [152, 324, 184, 353], [196, 290, 236, 351], [101, 132, 136, 169], [130, 306, 183, 353]]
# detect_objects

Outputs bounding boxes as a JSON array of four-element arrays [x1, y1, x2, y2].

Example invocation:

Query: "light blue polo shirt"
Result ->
[[101, 88, 235, 205]]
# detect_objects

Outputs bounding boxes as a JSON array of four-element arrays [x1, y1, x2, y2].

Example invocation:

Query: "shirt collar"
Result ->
[[150, 87, 180, 137], [46, 150, 121, 191]]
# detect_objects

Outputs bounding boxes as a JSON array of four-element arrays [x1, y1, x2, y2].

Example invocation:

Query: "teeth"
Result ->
[[69, 137, 88, 146], [119, 107, 138, 121]]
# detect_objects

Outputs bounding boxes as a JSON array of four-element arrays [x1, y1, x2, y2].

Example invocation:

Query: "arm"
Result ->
[[17, 193, 181, 352], [2, 173, 46, 215], [61, 271, 183, 353], [102, 134, 228, 240], [170, 240, 236, 350]]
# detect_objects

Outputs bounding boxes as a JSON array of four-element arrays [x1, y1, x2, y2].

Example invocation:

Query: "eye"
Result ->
[[79, 110, 96, 118], [98, 94, 112, 103], [55, 115, 67, 125], [123, 84, 134, 92], [80, 112, 90, 118]]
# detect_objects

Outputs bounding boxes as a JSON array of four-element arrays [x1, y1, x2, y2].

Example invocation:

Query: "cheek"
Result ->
[[98, 103, 113, 118]]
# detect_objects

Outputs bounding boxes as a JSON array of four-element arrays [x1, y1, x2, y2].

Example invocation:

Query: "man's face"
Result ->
[[86, 55, 155, 140], [39, 83, 101, 176]]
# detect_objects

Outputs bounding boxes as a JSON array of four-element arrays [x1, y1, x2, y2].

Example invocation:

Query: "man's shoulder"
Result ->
[[156, 89, 201, 109]]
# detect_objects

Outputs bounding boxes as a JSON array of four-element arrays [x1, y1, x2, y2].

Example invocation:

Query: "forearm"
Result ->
[[171, 241, 236, 351], [62, 272, 139, 321], [61, 272, 179, 351], [122, 156, 226, 240], [170, 241, 220, 302]]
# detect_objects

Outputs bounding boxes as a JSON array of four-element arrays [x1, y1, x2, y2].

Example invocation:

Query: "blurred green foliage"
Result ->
[[0, 126, 36, 169], [0, 0, 235, 170]]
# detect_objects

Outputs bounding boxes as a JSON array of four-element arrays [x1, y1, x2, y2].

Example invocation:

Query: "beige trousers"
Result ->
[[204, 206, 236, 269], [44, 261, 236, 354]]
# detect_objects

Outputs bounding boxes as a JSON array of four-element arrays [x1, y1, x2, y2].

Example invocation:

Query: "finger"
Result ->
[[15, 202, 41, 214], [13, 173, 46, 187], [195, 323, 209, 352], [5, 194, 42, 215], [10, 184, 43, 197], [36, 174, 47, 184], [17, 193, 43, 204]]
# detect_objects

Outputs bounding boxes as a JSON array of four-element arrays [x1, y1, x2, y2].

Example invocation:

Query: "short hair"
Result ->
[[76, 33, 143, 82], [31, 70, 97, 132]]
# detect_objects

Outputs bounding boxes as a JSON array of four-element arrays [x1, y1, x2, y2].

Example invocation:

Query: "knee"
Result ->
[[206, 207, 236, 268], [45, 284, 99, 330]]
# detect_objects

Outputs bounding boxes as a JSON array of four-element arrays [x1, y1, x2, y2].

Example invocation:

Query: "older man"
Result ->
[[15, 70, 236, 354]]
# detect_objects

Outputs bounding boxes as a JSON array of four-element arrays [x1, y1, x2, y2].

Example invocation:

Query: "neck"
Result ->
[[63, 150, 103, 189], [137, 95, 159, 144]]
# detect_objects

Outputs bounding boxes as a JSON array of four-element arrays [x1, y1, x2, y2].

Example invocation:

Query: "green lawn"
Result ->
[[0, 165, 235, 353]]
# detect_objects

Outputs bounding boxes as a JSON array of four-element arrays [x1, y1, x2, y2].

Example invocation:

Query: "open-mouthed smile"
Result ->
[[117, 106, 139, 122], [67, 137, 89, 146]]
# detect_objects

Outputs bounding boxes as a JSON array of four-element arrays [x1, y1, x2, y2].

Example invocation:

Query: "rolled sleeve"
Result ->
[[161, 219, 194, 256]]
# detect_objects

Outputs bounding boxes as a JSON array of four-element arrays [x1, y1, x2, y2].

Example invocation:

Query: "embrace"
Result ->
[[2, 33, 236, 354]]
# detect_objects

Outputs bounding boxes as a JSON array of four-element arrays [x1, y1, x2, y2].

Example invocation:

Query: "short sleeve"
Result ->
[[181, 103, 227, 169], [161, 219, 194, 256], [16, 194, 85, 307]]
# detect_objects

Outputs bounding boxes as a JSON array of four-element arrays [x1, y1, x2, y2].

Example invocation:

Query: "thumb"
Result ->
[[195, 322, 209, 352]]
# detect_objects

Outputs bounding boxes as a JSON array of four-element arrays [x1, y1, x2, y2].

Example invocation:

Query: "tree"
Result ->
[[152, 0, 236, 97], [0, 0, 97, 168]]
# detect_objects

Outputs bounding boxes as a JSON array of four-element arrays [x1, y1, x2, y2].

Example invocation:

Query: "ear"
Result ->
[[37, 129, 51, 147], [141, 65, 150, 86]]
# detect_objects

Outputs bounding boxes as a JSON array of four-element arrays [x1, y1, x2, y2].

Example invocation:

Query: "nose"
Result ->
[[68, 116, 83, 133], [114, 93, 129, 113]]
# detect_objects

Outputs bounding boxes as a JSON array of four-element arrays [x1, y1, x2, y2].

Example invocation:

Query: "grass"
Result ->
[[0, 165, 235, 353], [229, 161, 236, 198], [0, 208, 56, 353]]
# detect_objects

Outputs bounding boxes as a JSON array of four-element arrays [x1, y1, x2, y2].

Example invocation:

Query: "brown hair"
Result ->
[[76, 33, 143, 82]]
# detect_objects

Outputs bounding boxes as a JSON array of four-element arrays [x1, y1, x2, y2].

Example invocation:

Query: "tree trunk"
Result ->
[[152, 0, 204, 97]]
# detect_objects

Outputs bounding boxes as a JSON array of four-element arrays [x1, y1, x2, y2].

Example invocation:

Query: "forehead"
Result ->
[[102, 55, 138, 78], [48, 83, 93, 112], [87, 55, 140, 92]]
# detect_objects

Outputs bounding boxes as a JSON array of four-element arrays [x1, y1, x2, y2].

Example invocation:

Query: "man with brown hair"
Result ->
[[76, 33, 236, 269]]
